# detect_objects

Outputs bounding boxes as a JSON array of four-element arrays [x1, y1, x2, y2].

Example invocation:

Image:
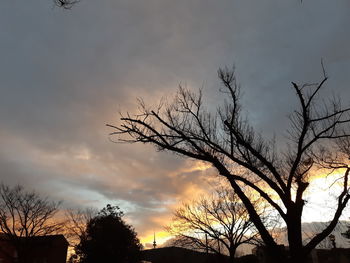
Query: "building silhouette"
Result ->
[[0, 234, 68, 263]]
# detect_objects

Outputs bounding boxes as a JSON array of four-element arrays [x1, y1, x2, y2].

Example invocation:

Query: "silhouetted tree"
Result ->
[[166, 186, 275, 263], [64, 207, 97, 256], [0, 183, 63, 263], [71, 204, 142, 263], [109, 66, 350, 263]]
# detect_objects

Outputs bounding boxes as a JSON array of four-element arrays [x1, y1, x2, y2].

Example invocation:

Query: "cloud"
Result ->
[[1, 0, 350, 246]]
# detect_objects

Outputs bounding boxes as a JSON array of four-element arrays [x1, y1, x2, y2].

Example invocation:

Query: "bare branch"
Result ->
[[109, 66, 350, 262]]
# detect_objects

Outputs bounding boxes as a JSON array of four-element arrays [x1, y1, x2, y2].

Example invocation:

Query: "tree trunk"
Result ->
[[287, 206, 307, 263], [228, 246, 237, 263]]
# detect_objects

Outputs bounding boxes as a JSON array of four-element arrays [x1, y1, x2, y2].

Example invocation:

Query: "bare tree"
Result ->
[[0, 183, 63, 263], [64, 208, 97, 252], [108, 66, 350, 262], [53, 0, 80, 9], [166, 186, 275, 263], [64, 208, 98, 263]]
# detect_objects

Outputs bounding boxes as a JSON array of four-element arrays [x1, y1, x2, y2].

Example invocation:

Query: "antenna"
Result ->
[[153, 232, 157, 249]]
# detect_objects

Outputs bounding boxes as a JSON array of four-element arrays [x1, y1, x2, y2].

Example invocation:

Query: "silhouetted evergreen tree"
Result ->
[[72, 204, 142, 263]]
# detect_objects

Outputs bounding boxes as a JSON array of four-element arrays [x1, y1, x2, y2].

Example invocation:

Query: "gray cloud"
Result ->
[[1, 0, 350, 243]]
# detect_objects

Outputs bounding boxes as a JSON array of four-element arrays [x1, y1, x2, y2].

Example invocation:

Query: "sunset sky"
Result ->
[[1, 0, 350, 247]]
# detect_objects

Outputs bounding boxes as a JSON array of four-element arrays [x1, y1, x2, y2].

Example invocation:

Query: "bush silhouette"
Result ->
[[72, 204, 142, 263]]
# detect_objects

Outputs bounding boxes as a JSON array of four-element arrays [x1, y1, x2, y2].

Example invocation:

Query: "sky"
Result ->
[[1, 0, 350, 247]]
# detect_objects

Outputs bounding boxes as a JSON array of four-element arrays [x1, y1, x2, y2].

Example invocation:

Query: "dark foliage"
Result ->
[[72, 204, 142, 263]]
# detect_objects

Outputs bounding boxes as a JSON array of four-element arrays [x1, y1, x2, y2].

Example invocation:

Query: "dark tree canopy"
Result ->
[[109, 67, 350, 263], [71, 204, 142, 263]]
